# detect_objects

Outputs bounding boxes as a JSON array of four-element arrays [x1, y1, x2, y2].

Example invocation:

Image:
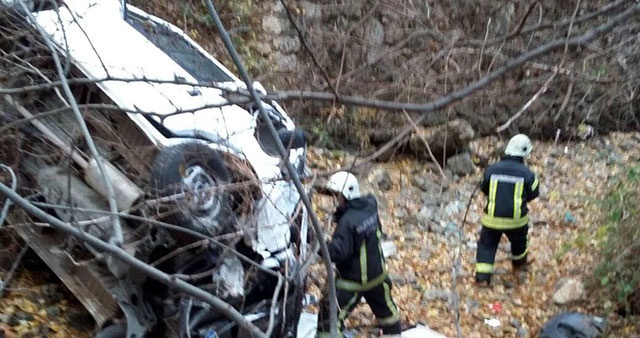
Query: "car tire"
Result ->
[[151, 143, 234, 242], [93, 323, 126, 338]]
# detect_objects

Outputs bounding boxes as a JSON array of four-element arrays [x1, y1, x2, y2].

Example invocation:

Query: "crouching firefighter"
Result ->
[[316, 171, 401, 337], [475, 134, 540, 286]]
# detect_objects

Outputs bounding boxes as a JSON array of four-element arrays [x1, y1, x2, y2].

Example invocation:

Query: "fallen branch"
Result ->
[[401, 110, 446, 179], [0, 243, 29, 298], [205, 1, 342, 335], [0, 164, 17, 228], [495, 71, 558, 133]]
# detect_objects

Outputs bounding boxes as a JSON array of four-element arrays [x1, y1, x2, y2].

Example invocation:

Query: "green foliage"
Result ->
[[179, 2, 213, 27], [592, 164, 640, 309], [309, 125, 334, 148]]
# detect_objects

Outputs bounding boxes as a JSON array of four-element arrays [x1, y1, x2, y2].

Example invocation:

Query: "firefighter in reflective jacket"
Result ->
[[475, 134, 540, 285], [316, 171, 401, 337]]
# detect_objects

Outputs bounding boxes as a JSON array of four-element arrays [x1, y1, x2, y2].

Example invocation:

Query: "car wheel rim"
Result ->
[[181, 165, 221, 217]]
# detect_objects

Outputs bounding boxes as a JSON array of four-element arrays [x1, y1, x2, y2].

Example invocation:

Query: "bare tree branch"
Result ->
[[279, 0, 340, 97], [266, 0, 637, 115], [401, 111, 446, 179], [204, 2, 341, 336], [495, 71, 558, 133], [18, 2, 125, 246]]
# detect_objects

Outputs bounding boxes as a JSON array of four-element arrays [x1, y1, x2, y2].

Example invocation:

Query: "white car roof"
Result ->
[[32, 0, 257, 142]]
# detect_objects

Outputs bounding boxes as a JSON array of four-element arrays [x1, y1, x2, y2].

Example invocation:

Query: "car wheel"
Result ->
[[93, 323, 126, 338], [151, 143, 234, 241]]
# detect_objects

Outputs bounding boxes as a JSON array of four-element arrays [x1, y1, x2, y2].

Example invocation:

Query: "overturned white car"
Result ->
[[0, 0, 309, 337]]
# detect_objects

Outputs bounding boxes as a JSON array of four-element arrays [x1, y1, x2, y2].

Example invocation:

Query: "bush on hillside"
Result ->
[[593, 164, 640, 315]]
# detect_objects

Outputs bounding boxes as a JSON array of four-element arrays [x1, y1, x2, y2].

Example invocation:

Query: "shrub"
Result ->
[[593, 164, 640, 315]]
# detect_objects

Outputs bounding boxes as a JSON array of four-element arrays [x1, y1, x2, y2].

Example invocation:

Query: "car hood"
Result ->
[[32, 0, 256, 142]]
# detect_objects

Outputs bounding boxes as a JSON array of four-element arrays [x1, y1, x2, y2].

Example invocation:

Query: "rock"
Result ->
[[254, 41, 272, 56], [4, 313, 18, 327], [409, 119, 476, 162], [41, 283, 63, 304], [444, 200, 464, 216], [13, 311, 33, 322], [262, 15, 284, 34], [446, 152, 477, 176], [370, 169, 392, 191], [279, 36, 301, 54], [607, 152, 623, 165], [422, 289, 451, 303], [392, 206, 408, 219], [517, 326, 530, 338], [499, 242, 511, 253], [45, 306, 60, 319], [553, 278, 585, 305], [428, 221, 446, 235], [410, 175, 440, 194], [389, 268, 417, 286], [466, 240, 478, 250], [35, 324, 50, 337], [416, 206, 436, 224]]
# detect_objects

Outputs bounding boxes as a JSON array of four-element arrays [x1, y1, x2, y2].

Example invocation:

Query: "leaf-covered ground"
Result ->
[[305, 132, 640, 338], [1, 132, 639, 338]]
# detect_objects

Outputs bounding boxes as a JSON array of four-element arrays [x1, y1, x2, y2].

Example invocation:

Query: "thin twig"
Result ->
[[19, 3, 124, 246], [401, 110, 446, 179], [0, 243, 29, 298], [495, 71, 558, 133], [279, 0, 340, 98], [452, 184, 480, 338], [265, 275, 284, 337], [0, 164, 17, 228]]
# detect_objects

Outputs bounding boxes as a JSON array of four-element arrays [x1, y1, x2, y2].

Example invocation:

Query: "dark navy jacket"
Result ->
[[328, 194, 387, 291], [480, 156, 540, 229]]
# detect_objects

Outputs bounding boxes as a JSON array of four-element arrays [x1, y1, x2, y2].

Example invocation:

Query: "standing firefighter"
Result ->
[[316, 171, 401, 337], [475, 134, 540, 286]]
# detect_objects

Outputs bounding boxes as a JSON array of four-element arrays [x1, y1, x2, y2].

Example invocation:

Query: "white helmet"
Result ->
[[505, 134, 533, 157], [326, 171, 360, 200]]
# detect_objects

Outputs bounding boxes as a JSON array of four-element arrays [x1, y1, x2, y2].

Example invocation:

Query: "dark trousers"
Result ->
[[316, 277, 401, 336], [475, 224, 529, 283]]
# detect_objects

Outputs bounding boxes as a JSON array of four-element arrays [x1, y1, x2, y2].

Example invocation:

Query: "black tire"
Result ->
[[94, 323, 126, 338], [151, 143, 234, 242]]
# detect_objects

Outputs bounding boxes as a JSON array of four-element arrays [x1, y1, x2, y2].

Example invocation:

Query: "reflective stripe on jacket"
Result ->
[[481, 156, 539, 229], [328, 194, 387, 291]]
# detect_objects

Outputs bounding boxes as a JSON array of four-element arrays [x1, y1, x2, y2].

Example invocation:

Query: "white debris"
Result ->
[[484, 318, 501, 328], [381, 240, 398, 258]]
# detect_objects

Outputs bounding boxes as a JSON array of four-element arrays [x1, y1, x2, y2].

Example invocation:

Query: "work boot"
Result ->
[[513, 259, 533, 285], [475, 273, 491, 287]]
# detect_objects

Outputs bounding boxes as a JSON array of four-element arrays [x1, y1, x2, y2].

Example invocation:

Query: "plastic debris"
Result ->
[[539, 312, 606, 338], [564, 211, 575, 223], [488, 302, 503, 312], [381, 240, 397, 258], [484, 318, 501, 328]]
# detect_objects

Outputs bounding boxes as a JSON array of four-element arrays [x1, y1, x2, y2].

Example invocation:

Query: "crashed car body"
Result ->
[[0, 0, 309, 337]]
